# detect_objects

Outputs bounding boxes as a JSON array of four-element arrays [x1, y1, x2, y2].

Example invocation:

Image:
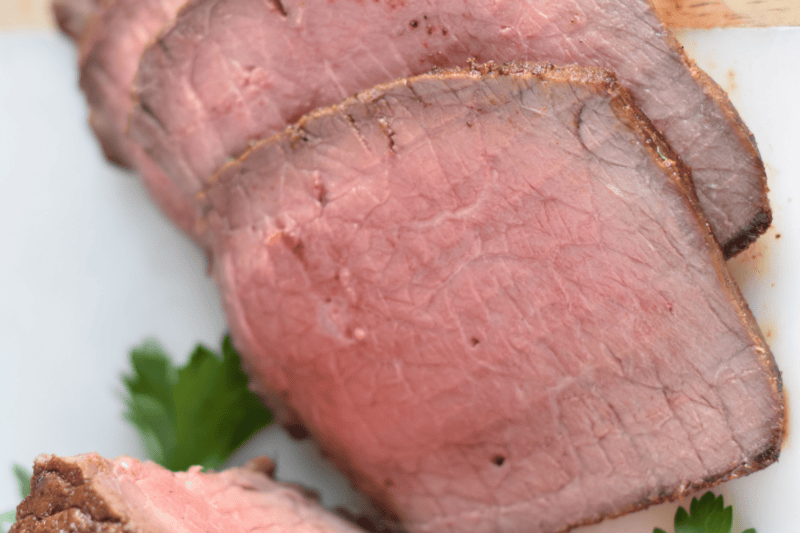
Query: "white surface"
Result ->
[[0, 28, 798, 531]]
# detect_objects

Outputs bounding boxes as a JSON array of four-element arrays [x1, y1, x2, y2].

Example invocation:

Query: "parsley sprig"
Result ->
[[655, 491, 755, 533], [122, 335, 273, 471], [11, 466, 29, 500], [0, 510, 15, 532], [1, 466, 29, 532]]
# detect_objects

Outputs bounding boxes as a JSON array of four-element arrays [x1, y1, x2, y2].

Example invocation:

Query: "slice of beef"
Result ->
[[73, 0, 197, 235], [51, 0, 98, 41], [131, 0, 769, 256], [77, 0, 184, 170], [10, 453, 365, 533], [200, 63, 784, 533], [48, 0, 197, 234]]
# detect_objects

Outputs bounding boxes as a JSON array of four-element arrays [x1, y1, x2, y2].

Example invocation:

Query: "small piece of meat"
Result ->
[[201, 63, 783, 533], [131, 0, 769, 255], [51, 0, 99, 41], [10, 453, 365, 533]]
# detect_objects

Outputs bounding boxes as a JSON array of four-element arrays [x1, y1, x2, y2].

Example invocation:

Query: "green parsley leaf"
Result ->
[[12, 464, 30, 499], [122, 335, 273, 472], [1, 465, 31, 532], [1, 509, 17, 532], [654, 491, 756, 533]]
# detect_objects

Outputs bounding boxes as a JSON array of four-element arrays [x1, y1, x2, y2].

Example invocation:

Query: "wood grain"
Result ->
[[0, 0, 53, 31], [0, 0, 798, 34], [652, 0, 800, 28]]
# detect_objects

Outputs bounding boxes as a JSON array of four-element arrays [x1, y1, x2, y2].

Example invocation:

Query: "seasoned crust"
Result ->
[[721, 210, 772, 258], [204, 61, 620, 190], [659, 29, 771, 257], [608, 65, 783, 413], [11, 455, 129, 533]]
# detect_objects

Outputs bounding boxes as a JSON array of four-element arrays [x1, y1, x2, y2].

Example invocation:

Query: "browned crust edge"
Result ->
[[75, 0, 141, 170], [48, 0, 141, 169], [658, 19, 772, 257], [10, 455, 129, 533], [608, 70, 784, 411], [553, 447, 782, 533], [567, 78, 784, 533], [202, 61, 618, 190], [124, 0, 286, 177]]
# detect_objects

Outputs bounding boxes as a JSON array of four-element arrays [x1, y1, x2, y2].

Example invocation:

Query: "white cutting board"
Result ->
[[1, 28, 798, 532]]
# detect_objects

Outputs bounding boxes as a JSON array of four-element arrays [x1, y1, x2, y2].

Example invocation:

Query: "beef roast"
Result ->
[[48, 0, 198, 235], [68, 0, 198, 235], [131, 0, 769, 256], [200, 63, 783, 533], [78, 0, 184, 169], [51, 0, 98, 41], [10, 453, 364, 533]]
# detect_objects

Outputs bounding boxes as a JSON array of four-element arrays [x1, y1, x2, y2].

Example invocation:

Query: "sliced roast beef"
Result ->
[[48, 0, 197, 234], [51, 0, 98, 41], [201, 63, 783, 533], [10, 453, 364, 533], [131, 0, 769, 256], [73, 0, 197, 234], [78, 0, 184, 170]]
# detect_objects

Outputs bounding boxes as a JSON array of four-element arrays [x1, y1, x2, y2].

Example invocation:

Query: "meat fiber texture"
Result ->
[[10, 453, 364, 533], [128, 0, 769, 256], [200, 63, 784, 533], [78, 0, 185, 169]]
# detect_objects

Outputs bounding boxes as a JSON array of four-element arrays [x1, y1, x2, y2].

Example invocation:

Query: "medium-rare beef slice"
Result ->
[[77, 0, 184, 169], [73, 0, 196, 234], [132, 0, 769, 256], [48, 0, 196, 234], [52, 0, 98, 41], [200, 63, 783, 533], [10, 453, 364, 533]]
